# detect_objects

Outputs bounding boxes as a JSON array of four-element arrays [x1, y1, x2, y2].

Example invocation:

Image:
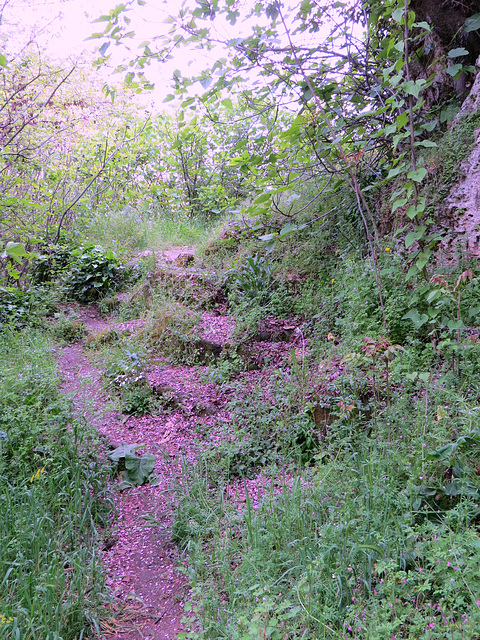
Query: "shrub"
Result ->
[[62, 245, 127, 302], [0, 285, 57, 330]]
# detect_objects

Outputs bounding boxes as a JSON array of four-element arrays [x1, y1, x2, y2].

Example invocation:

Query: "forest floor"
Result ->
[[54, 247, 304, 640]]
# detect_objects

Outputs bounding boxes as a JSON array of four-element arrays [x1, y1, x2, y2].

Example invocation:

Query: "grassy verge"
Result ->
[[170, 245, 480, 640], [0, 331, 114, 639]]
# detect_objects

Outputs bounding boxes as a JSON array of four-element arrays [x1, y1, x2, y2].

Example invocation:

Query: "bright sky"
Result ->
[[3, 0, 341, 112], [3, 0, 220, 110]]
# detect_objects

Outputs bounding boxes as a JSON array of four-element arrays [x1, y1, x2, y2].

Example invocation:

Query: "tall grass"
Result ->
[[175, 388, 480, 639], [76, 205, 221, 257], [0, 331, 114, 639], [170, 245, 480, 640]]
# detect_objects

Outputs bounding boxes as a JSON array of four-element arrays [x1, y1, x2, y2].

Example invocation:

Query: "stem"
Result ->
[[404, 0, 428, 281]]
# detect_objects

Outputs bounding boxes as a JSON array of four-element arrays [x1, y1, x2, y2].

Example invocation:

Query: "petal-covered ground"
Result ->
[[55, 252, 340, 639]]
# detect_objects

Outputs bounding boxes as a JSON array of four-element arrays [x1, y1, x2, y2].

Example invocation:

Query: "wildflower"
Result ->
[[331, 278, 335, 283], [30, 467, 45, 483], [385, 247, 390, 251], [0, 615, 13, 624]]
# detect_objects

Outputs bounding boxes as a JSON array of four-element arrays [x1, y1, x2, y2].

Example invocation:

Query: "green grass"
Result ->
[[174, 374, 480, 639], [77, 205, 222, 258], [168, 243, 480, 640], [0, 331, 114, 639]]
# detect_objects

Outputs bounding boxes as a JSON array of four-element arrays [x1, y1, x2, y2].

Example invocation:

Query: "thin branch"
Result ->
[[54, 118, 150, 243], [275, 0, 386, 330]]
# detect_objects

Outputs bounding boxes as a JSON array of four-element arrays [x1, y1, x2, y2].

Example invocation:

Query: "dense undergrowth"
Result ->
[[166, 229, 480, 639], [2, 200, 480, 639], [0, 332, 114, 639], [60, 207, 480, 639]]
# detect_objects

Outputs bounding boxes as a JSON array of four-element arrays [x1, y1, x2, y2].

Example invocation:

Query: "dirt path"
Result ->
[[57, 302, 188, 639], [54, 246, 306, 639]]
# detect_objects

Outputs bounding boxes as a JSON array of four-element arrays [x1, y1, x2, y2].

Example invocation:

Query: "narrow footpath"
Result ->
[[55, 247, 306, 639], [57, 306, 188, 640]]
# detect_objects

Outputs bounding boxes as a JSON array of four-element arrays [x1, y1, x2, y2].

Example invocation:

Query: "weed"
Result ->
[[62, 244, 128, 302], [108, 442, 157, 489], [97, 295, 120, 315], [226, 253, 273, 305], [50, 311, 86, 343], [0, 330, 114, 638], [202, 351, 243, 385], [0, 285, 58, 329], [121, 386, 154, 416], [103, 349, 148, 393]]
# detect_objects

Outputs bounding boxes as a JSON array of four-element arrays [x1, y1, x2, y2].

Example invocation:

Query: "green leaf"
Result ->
[[422, 120, 438, 132], [108, 442, 145, 462], [93, 14, 113, 23], [426, 289, 442, 303], [125, 452, 156, 485], [415, 251, 431, 271], [403, 309, 429, 327], [357, 543, 385, 556], [254, 193, 272, 204], [464, 13, 480, 33], [448, 47, 469, 58], [392, 198, 408, 214], [415, 140, 437, 148], [279, 224, 298, 237], [407, 167, 427, 183], [447, 319, 464, 330], [181, 97, 195, 108], [405, 226, 426, 249], [447, 64, 463, 78], [392, 7, 404, 22], [403, 79, 426, 98], [468, 305, 480, 319], [427, 443, 457, 461], [0, 53, 8, 68], [405, 205, 418, 220], [387, 164, 407, 180], [412, 21, 431, 31], [2, 242, 28, 264]]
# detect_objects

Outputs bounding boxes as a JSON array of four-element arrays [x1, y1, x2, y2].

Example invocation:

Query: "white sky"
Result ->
[[2, 0, 341, 112], [3, 0, 221, 110]]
